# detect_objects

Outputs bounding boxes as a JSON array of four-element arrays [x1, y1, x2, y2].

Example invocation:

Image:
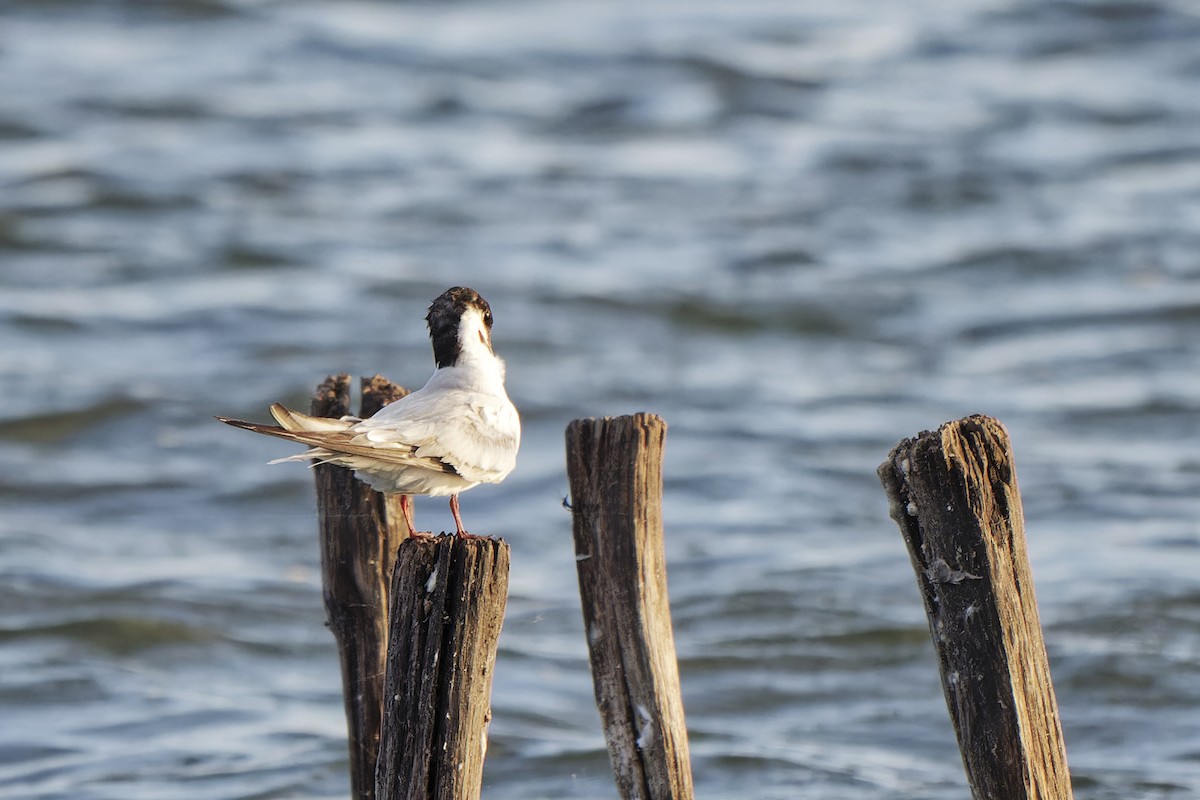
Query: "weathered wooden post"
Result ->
[[375, 536, 510, 800], [877, 415, 1072, 800], [227, 371, 506, 799], [565, 414, 694, 800], [312, 373, 411, 800]]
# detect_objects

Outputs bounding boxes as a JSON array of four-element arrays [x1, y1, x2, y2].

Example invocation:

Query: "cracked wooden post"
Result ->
[[877, 414, 1072, 800], [375, 536, 510, 800], [312, 373, 411, 800], [565, 413, 694, 800]]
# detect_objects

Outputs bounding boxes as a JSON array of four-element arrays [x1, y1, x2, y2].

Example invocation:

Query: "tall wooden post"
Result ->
[[312, 373, 411, 800], [375, 536, 510, 800], [878, 415, 1072, 800], [565, 414, 694, 800]]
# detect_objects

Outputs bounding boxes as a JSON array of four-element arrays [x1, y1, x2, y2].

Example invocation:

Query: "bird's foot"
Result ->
[[454, 529, 493, 541], [407, 529, 438, 541]]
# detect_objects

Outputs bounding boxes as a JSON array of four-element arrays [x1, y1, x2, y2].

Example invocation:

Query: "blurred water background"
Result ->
[[2, 0, 1200, 798]]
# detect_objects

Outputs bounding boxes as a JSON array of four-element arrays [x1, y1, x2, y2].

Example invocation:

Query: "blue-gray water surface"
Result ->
[[2, 1, 1200, 798]]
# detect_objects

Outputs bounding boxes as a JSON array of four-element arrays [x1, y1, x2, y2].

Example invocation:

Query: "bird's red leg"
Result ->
[[449, 494, 469, 539], [400, 494, 416, 533], [399, 494, 436, 539]]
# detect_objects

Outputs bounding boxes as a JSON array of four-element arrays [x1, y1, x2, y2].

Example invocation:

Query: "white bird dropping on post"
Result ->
[[218, 286, 521, 538]]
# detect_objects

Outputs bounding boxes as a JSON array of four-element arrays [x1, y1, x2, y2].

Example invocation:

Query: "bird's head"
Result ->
[[426, 286, 495, 368]]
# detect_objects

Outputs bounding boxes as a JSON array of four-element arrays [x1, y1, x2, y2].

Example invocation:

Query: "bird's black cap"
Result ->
[[426, 286, 494, 368]]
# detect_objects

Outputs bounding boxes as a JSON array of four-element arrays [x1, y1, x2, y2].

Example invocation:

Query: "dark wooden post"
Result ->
[[877, 415, 1072, 800], [312, 373, 411, 800], [375, 536, 510, 800], [564, 414, 694, 800]]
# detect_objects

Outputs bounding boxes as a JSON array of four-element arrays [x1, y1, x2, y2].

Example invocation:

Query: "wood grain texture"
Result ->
[[312, 373, 411, 800], [375, 536, 510, 800], [565, 414, 694, 800], [878, 415, 1072, 800]]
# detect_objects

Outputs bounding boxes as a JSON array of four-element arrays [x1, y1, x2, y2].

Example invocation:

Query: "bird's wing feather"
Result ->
[[269, 403, 361, 431]]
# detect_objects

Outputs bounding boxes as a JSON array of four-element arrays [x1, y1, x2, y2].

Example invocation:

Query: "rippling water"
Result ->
[[3, 1, 1200, 798]]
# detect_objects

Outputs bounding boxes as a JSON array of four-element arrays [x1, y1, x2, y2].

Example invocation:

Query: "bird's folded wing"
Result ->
[[356, 391, 519, 482], [216, 408, 458, 474]]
